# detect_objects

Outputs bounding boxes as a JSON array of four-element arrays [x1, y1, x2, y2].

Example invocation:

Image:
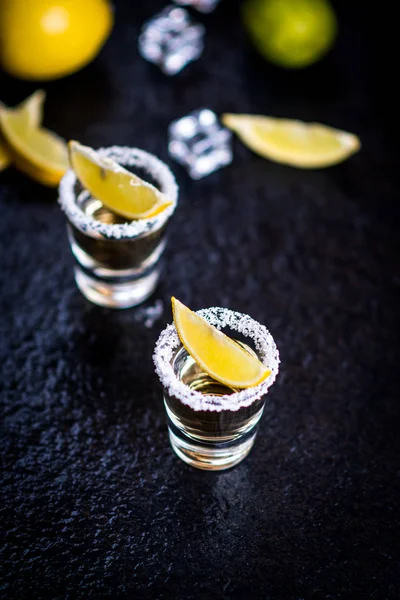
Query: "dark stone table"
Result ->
[[1, 1, 399, 598]]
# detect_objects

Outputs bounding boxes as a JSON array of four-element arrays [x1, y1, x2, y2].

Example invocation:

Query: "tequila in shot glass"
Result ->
[[59, 146, 178, 308], [153, 304, 280, 470]]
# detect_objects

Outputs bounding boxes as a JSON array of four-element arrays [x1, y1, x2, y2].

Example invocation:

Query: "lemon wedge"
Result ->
[[68, 141, 173, 220], [0, 101, 68, 186], [172, 297, 271, 389], [0, 89, 46, 172], [222, 114, 360, 168], [0, 89, 46, 128], [0, 143, 10, 172], [13, 89, 46, 128]]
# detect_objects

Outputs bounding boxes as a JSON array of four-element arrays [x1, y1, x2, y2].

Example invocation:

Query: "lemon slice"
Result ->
[[172, 297, 271, 389], [0, 102, 68, 186], [222, 114, 360, 168], [0, 90, 46, 172], [69, 141, 173, 220]]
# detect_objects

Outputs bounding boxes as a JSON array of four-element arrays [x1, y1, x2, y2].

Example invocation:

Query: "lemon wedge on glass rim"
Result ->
[[68, 141, 173, 220], [222, 114, 360, 168], [0, 94, 68, 186], [0, 89, 46, 172], [172, 297, 271, 389]]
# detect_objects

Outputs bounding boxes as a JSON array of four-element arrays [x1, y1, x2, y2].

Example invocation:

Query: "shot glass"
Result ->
[[59, 146, 178, 308], [153, 307, 280, 470]]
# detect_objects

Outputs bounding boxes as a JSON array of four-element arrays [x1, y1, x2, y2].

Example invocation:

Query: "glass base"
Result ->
[[74, 265, 160, 309], [168, 424, 257, 471]]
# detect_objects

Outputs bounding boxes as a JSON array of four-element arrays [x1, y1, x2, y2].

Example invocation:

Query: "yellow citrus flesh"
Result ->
[[223, 114, 360, 168], [0, 90, 46, 172], [69, 141, 173, 220], [0, 142, 10, 171], [0, 105, 68, 186], [172, 298, 271, 389], [0, 0, 113, 80], [14, 89, 46, 128]]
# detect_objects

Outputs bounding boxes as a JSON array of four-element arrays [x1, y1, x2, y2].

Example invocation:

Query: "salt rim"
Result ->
[[153, 306, 280, 412], [58, 146, 178, 240]]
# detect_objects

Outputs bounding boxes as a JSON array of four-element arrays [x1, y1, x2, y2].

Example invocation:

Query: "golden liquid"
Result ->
[[164, 345, 266, 441], [68, 197, 167, 273]]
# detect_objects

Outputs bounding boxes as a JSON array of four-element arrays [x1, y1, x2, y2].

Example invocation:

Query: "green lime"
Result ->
[[242, 0, 338, 68]]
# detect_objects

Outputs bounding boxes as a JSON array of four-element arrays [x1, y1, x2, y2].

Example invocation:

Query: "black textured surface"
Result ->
[[1, 1, 399, 598]]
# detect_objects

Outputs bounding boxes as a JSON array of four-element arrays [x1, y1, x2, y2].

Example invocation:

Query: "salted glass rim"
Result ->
[[58, 146, 178, 239], [153, 306, 280, 412]]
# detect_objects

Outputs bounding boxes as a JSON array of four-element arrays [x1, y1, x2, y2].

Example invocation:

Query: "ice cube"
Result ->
[[138, 6, 205, 75], [168, 109, 233, 179]]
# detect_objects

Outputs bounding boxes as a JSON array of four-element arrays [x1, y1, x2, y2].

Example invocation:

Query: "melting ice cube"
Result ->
[[173, 0, 221, 13], [138, 6, 205, 76], [168, 109, 233, 179]]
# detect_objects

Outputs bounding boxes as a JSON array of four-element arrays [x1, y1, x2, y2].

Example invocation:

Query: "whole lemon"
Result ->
[[243, 0, 337, 68], [0, 0, 113, 80]]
